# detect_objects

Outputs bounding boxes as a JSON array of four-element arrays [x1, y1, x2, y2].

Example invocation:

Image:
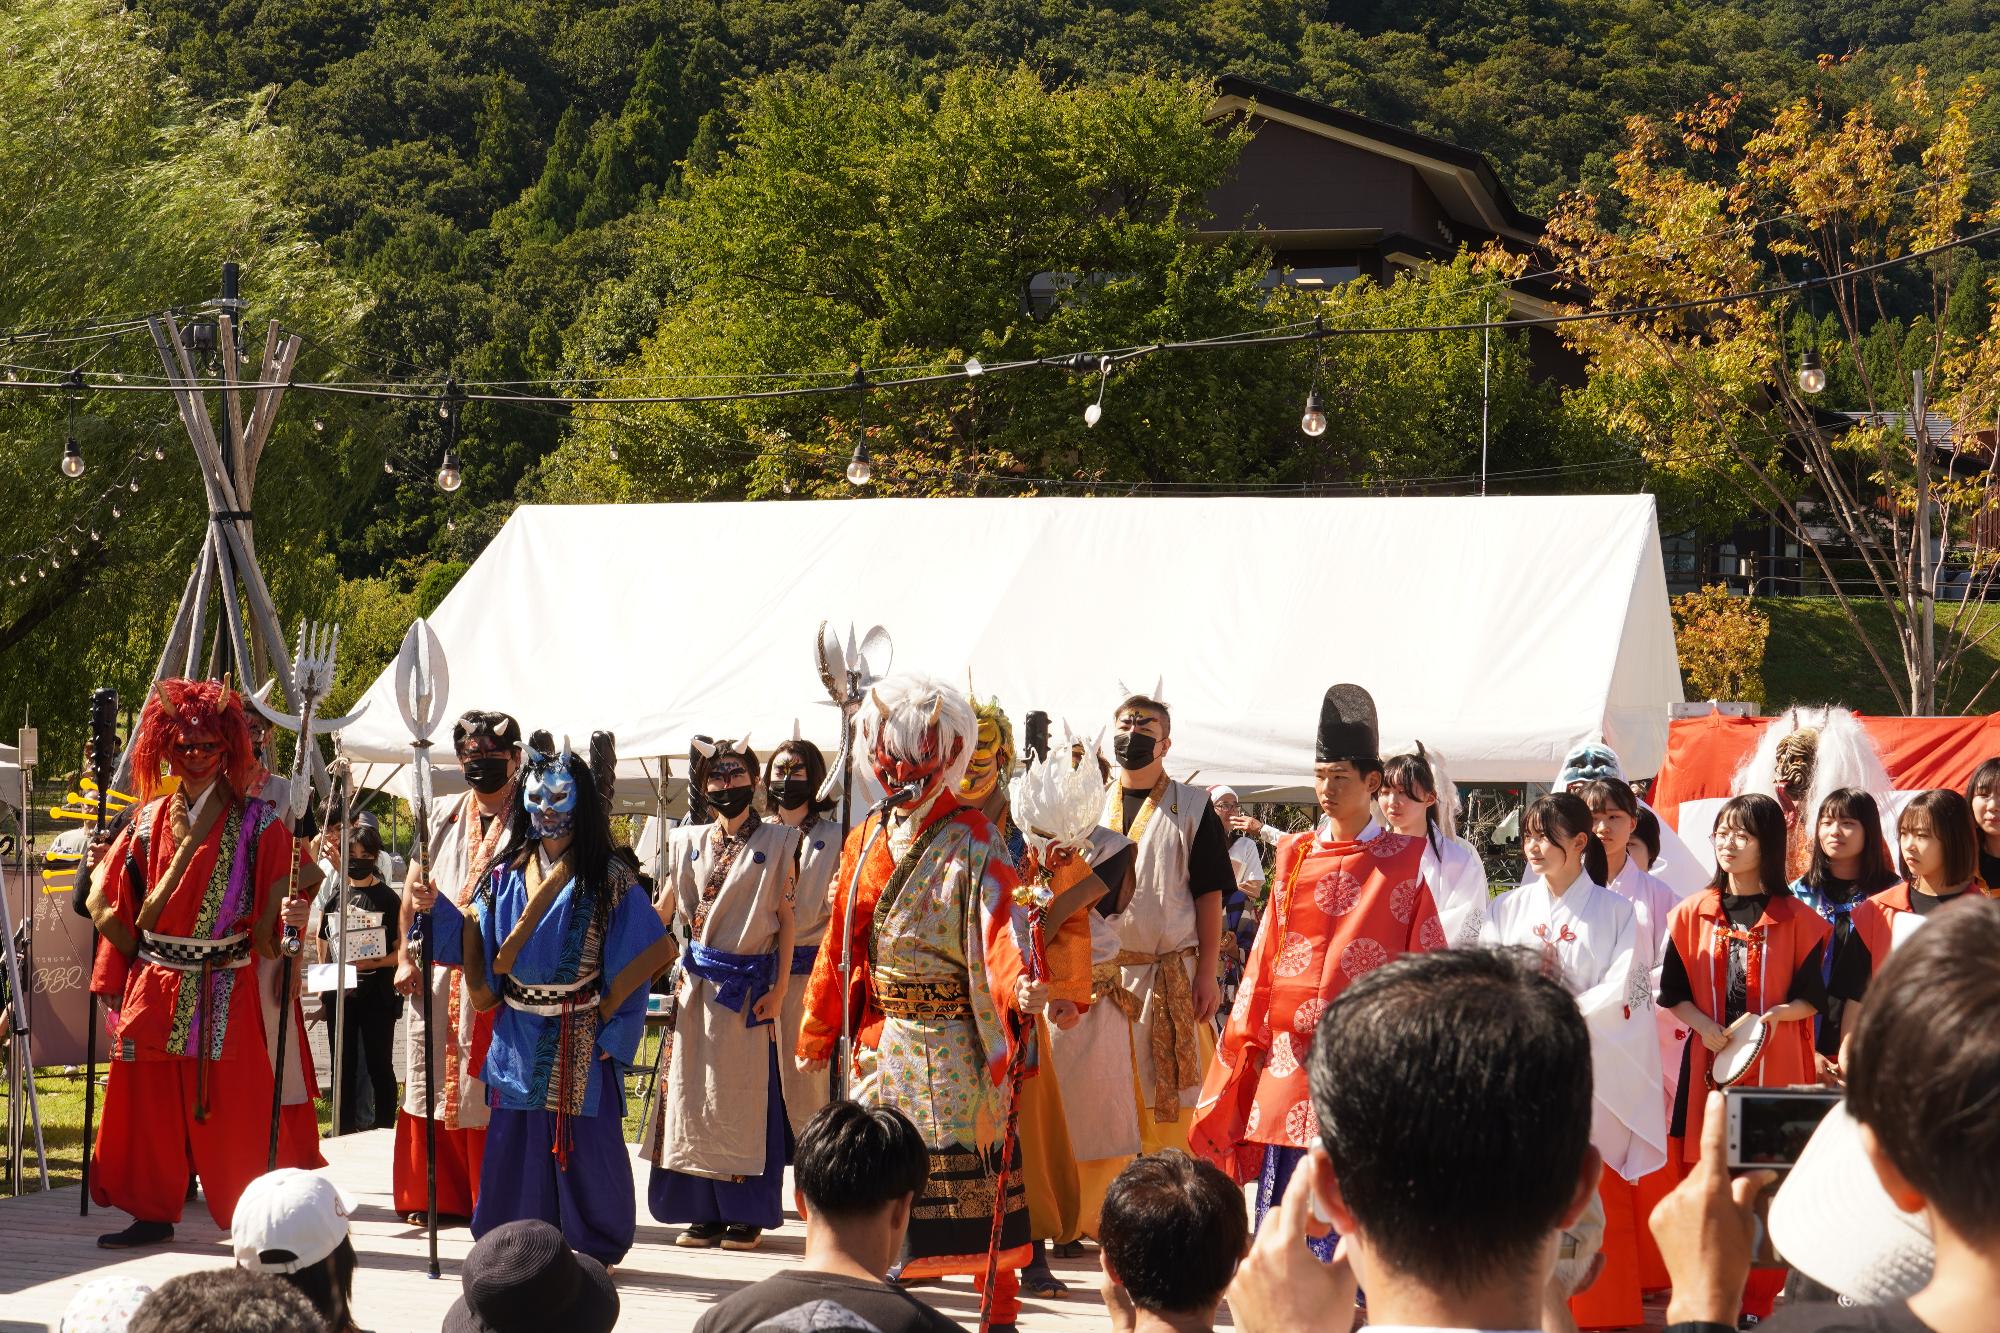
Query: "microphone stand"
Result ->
[[832, 785, 916, 1102]]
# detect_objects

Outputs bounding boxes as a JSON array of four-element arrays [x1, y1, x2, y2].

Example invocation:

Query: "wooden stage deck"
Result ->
[[0, 1129, 1130, 1332]]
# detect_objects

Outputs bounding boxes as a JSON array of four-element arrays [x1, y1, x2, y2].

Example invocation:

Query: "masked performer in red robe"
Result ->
[[798, 674, 1044, 1333], [87, 678, 300, 1246]]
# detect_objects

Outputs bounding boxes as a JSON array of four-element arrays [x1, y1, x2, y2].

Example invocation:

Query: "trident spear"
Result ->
[[253, 622, 366, 1172], [812, 622, 890, 1101], [394, 618, 450, 1280]]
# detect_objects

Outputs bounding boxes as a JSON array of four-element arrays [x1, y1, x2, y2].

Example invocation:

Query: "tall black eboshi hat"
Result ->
[[1317, 684, 1379, 762]]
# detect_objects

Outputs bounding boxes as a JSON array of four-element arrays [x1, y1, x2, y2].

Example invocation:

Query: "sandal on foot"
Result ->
[[677, 1222, 726, 1248], [1022, 1266, 1069, 1299], [720, 1224, 763, 1251]]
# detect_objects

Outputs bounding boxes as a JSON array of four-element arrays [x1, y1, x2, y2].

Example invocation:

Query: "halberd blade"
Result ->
[[395, 618, 451, 741]]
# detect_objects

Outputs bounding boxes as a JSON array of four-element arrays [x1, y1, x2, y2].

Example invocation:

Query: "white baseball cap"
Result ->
[[231, 1168, 355, 1274], [1769, 1103, 1934, 1303]]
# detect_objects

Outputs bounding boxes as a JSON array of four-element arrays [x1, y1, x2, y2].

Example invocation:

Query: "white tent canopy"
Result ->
[[340, 494, 1682, 802]]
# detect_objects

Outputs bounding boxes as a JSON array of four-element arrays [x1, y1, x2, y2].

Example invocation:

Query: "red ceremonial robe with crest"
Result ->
[[1191, 821, 1444, 1183]]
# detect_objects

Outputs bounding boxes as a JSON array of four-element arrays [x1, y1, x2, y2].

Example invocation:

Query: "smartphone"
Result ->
[[1725, 1087, 1842, 1172]]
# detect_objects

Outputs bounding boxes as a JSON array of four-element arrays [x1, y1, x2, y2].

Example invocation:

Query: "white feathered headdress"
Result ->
[[1009, 738, 1109, 867], [1733, 705, 1890, 825]]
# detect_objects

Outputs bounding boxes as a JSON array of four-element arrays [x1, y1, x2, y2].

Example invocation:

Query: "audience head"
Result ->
[[443, 1220, 617, 1333], [1897, 788, 1978, 890], [231, 1169, 358, 1333], [1521, 791, 1608, 887], [1098, 1150, 1247, 1321], [59, 1277, 153, 1333], [1847, 896, 2000, 1244], [794, 1100, 929, 1228], [1308, 947, 1598, 1297], [1707, 792, 1790, 897], [129, 1268, 328, 1333], [1805, 787, 1896, 893]]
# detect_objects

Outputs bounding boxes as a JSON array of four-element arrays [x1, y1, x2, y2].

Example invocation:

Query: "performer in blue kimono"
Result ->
[[431, 736, 673, 1267]]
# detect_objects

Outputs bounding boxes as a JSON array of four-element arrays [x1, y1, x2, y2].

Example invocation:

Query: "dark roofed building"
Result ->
[[1203, 76, 1579, 382]]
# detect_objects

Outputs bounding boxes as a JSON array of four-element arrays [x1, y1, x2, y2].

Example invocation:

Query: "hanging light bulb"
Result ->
[[1797, 348, 1826, 396], [608, 442, 619, 461], [312, 418, 325, 433], [965, 357, 984, 377], [1301, 388, 1328, 437], [846, 440, 873, 486], [446, 517, 457, 534], [68, 542, 78, 556], [437, 448, 463, 493], [111, 504, 121, 518], [127, 477, 139, 492], [60, 436, 85, 478], [153, 443, 165, 460], [89, 528, 99, 541], [37, 567, 46, 579], [1084, 356, 1109, 427], [384, 457, 396, 475]]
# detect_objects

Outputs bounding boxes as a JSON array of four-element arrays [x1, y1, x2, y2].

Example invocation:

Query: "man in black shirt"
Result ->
[[695, 1102, 962, 1333]]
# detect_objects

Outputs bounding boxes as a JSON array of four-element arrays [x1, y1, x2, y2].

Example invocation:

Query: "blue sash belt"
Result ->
[[790, 944, 820, 977], [684, 941, 778, 1027]]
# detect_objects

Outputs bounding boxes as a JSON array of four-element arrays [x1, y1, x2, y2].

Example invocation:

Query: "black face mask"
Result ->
[[347, 858, 378, 881], [1112, 732, 1158, 770], [461, 755, 510, 794], [770, 777, 812, 811], [707, 786, 754, 819]]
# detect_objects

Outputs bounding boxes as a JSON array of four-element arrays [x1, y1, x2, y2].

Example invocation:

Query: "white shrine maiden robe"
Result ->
[[1483, 876, 1666, 1181], [1420, 831, 1490, 948]]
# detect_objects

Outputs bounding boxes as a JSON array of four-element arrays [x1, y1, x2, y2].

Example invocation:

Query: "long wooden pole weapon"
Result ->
[[255, 622, 364, 1171], [979, 886, 1046, 1333], [395, 619, 450, 1280], [78, 687, 117, 1214]]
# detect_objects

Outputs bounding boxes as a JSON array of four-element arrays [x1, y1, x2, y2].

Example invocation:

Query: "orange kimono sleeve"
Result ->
[[1044, 912, 1094, 1007], [798, 819, 886, 1062], [1190, 834, 1299, 1182]]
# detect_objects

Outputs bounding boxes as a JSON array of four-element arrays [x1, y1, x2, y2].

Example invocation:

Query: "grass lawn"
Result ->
[[1761, 596, 2000, 714]]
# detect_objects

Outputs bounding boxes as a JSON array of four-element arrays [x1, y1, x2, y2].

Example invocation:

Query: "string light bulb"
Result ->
[[153, 444, 165, 460], [60, 436, 85, 478], [437, 448, 463, 493], [312, 418, 325, 433], [127, 478, 139, 492], [608, 442, 619, 461], [1301, 389, 1328, 437], [384, 458, 396, 475], [846, 440, 873, 486], [1797, 348, 1826, 395], [111, 504, 121, 519], [1084, 356, 1109, 427]]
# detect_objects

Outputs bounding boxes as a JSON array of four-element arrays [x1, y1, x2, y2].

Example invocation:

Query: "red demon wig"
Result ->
[[129, 677, 259, 801]]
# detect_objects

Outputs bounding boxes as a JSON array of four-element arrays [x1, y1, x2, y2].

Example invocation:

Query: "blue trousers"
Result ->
[[1258, 1145, 1339, 1264], [647, 1043, 791, 1230], [473, 1060, 636, 1266]]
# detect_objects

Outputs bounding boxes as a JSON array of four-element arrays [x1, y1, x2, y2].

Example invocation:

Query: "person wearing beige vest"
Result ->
[[1098, 691, 1234, 1157]]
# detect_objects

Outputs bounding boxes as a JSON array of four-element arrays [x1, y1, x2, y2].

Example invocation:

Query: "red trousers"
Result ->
[[393, 1110, 486, 1217], [281, 1103, 326, 1170], [91, 1055, 274, 1230]]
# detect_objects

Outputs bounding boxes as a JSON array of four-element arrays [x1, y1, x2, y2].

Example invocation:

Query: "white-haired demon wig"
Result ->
[[1733, 704, 1890, 825], [863, 672, 978, 799], [1009, 743, 1110, 865]]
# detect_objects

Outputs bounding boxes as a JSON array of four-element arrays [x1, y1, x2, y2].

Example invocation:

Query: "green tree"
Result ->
[[0, 0, 373, 758]]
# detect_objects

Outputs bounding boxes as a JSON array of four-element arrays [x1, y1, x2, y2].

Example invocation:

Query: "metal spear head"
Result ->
[[394, 618, 451, 744]]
